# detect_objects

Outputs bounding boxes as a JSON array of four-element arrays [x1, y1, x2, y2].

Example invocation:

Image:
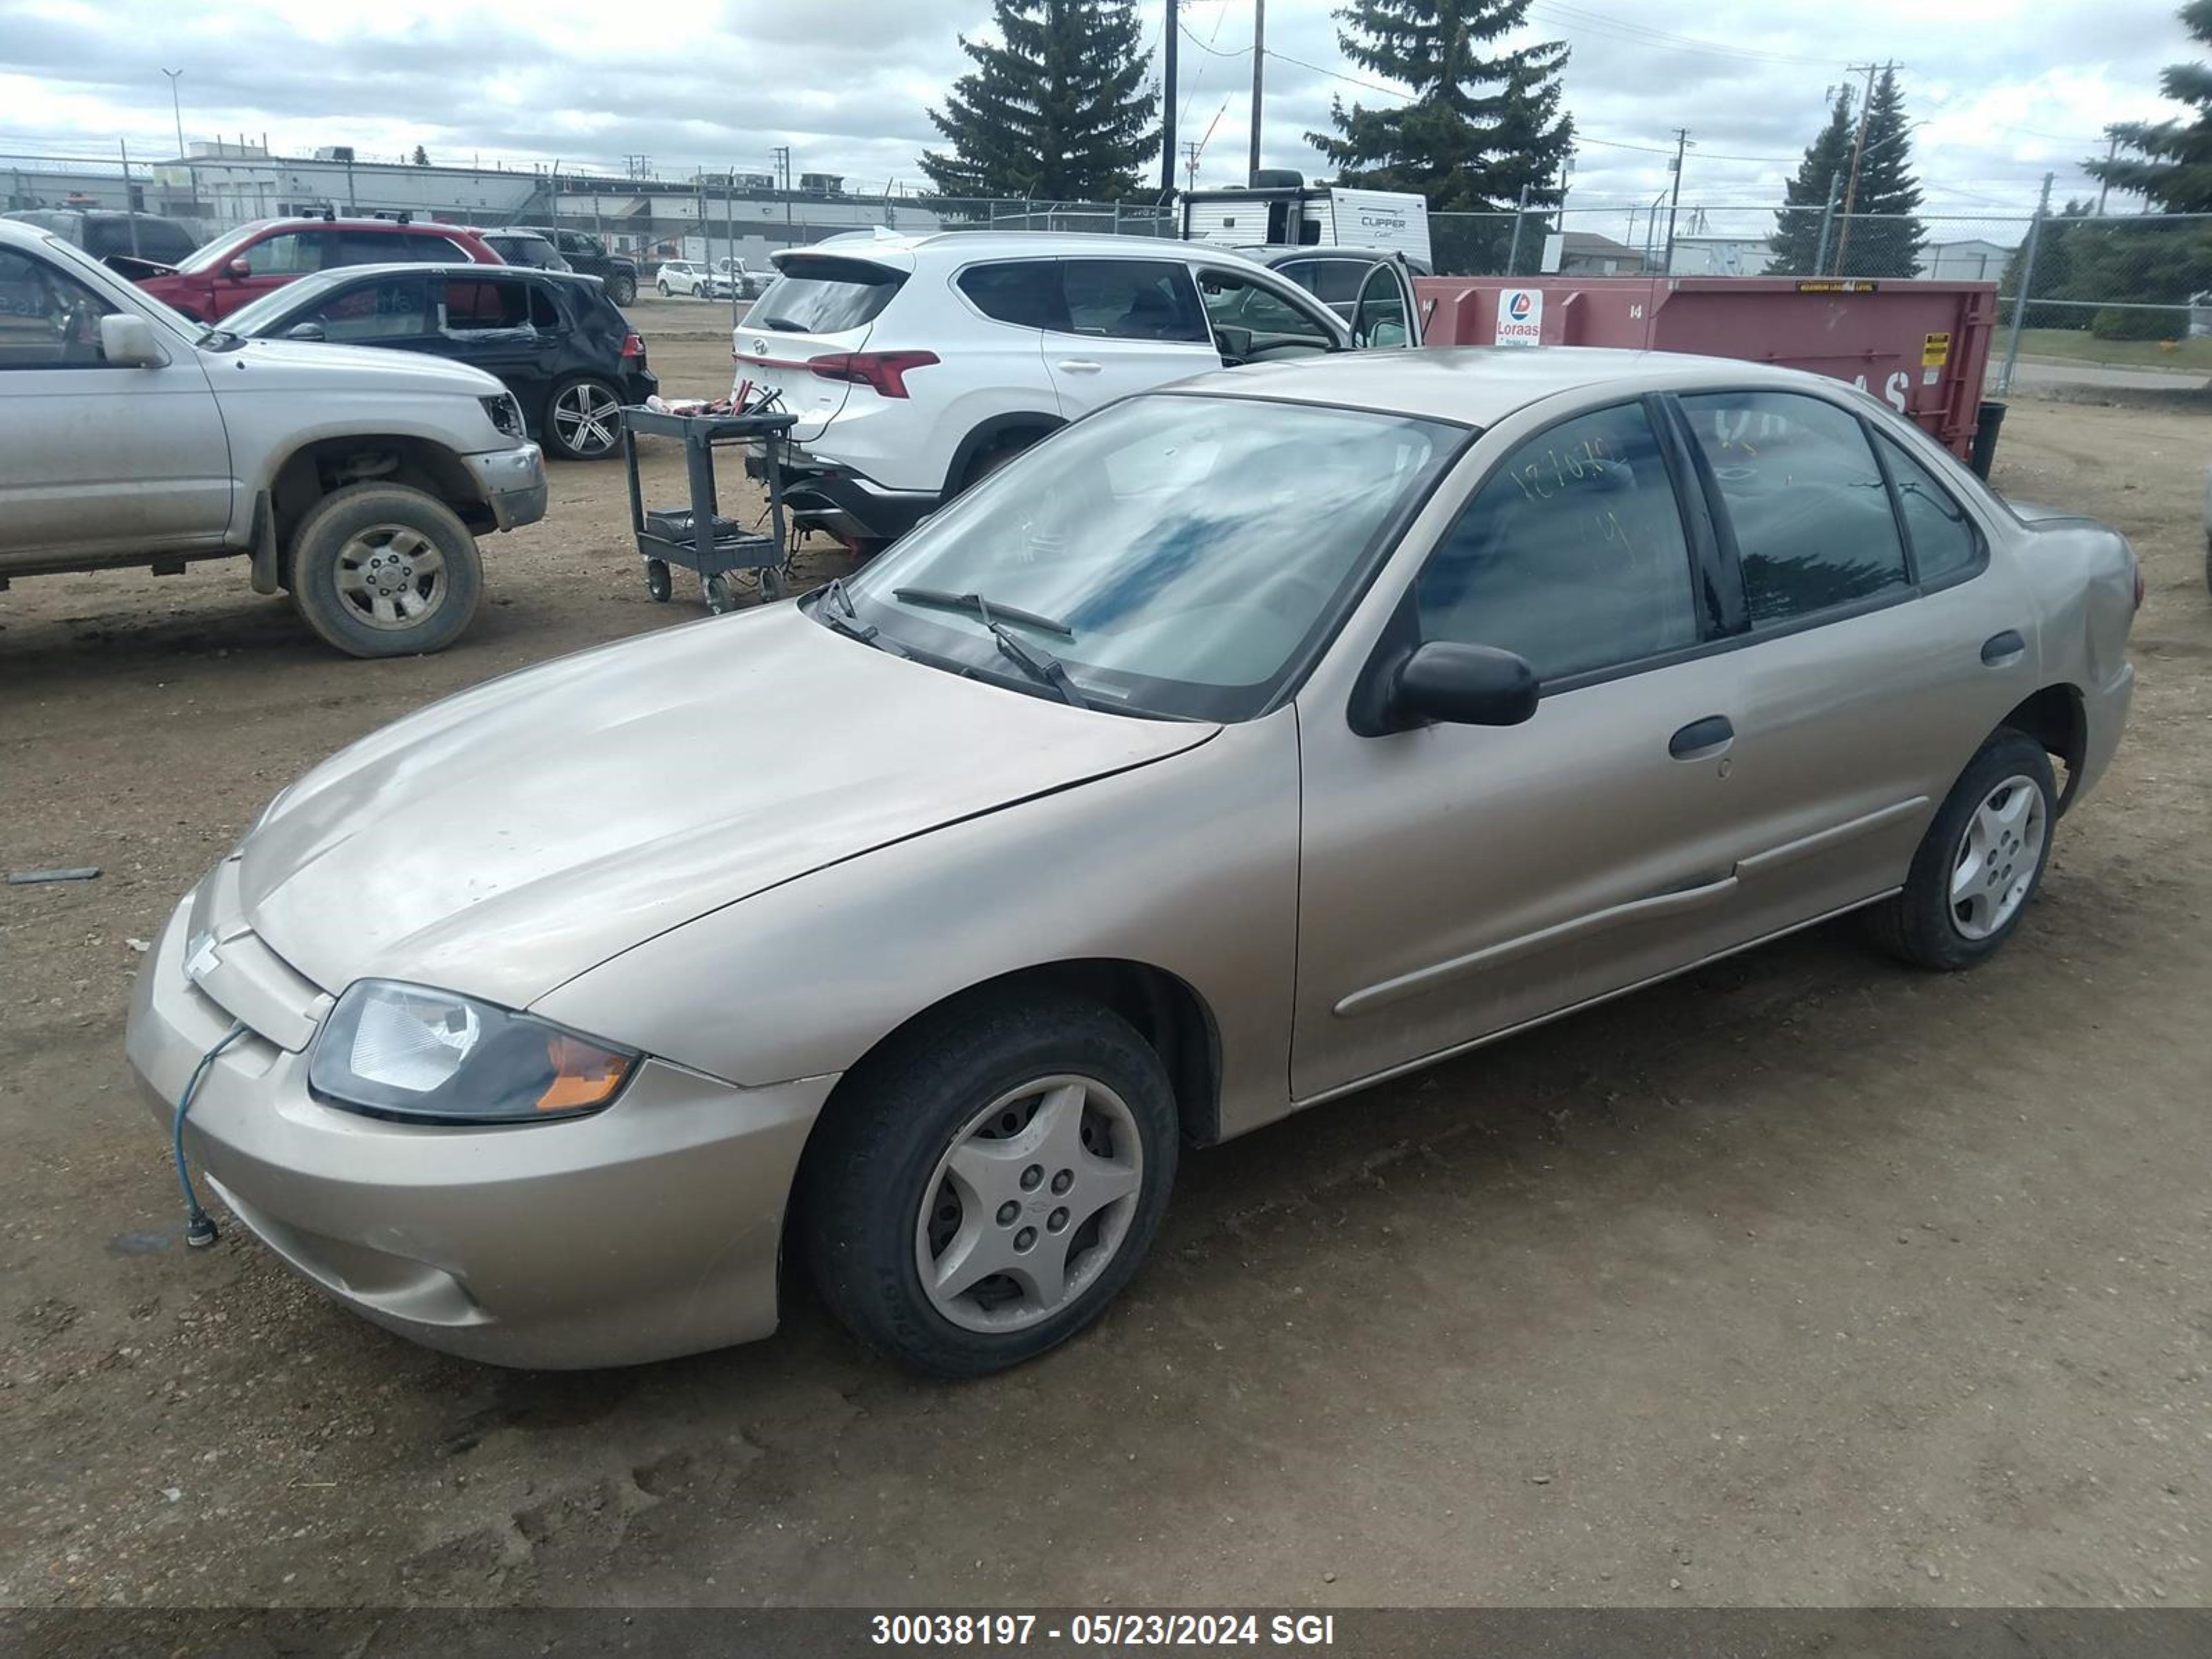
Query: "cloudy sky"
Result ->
[[0, 0, 2194, 238]]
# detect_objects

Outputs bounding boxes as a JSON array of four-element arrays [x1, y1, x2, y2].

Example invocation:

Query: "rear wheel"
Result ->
[[802, 993, 1178, 1378], [543, 375, 624, 461], [961, 435, 1037, 494], [288, 484, 482, 658], [1864, 729, 2056, 971], [607, 272, 637, 306]]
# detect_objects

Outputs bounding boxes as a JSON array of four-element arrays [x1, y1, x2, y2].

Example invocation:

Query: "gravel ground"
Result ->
[[1, 346, 2209, 1615]]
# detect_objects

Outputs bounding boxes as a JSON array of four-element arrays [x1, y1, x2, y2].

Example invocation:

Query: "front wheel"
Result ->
[[1864, 729, 2056, 970], [288, 484, 482, 658], [607, 272, 637, 306], [801, 994, 1179, 1378], [657, 279, 672, 297], [543, 375, 624, 461]]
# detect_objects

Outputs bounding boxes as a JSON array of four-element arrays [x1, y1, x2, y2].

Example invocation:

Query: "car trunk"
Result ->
[[731, 252, 908, 444]]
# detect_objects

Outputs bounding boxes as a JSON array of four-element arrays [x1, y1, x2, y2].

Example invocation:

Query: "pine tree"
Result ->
[[1765, 88, 1854, 274], [1834, 66, 1924, 279], [1309, 0, 1575, 259], [2084, 0, 2212, 211], [411, 144, 429, 167], [919, 1, 1159, 202]]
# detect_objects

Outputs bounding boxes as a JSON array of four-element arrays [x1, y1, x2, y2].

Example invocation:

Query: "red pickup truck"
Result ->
[[137, 216, 503, 321]]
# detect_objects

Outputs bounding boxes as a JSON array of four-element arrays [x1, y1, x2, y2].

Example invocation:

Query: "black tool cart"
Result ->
[[620, 406, 798, 612]]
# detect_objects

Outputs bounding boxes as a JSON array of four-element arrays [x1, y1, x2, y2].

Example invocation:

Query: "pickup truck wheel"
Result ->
[[608, 272, 637, 306], [288, 484, 482, 658], [545, 376, 624, 461]]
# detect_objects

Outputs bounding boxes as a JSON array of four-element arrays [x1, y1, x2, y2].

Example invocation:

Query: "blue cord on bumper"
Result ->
[[173, 1020, 248, 1248]]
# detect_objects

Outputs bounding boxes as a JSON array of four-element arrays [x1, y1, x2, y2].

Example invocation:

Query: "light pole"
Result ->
[[160, 68, 185, 158]]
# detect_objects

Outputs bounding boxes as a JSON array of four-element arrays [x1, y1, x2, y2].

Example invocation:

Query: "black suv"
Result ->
[[223, 263, 656, 460], [474, 227, 571, 271], [516, 227, 637, 304], [3, 208, 200, 274]]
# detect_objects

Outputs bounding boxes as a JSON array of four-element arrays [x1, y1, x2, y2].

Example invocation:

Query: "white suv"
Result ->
[[735, 232, 1399, 554], [655, 259, 729, 299]]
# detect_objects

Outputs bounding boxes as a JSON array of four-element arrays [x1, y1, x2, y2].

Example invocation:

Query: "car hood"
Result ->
[[210, 333, 505, 397], [238, 606, 1215, 1008]]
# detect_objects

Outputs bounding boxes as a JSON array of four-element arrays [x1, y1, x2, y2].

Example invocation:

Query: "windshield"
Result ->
[[839, 393, 1461, 721], [176, 223, 265, 275]]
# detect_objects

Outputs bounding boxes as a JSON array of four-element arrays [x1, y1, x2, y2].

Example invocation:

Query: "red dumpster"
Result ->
[[1412, 276, 1999, 461]]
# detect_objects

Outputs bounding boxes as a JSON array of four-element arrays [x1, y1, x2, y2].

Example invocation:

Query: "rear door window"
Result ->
[[1058, 259, 1208, 342], [245, 229, 333, 275], [753, 256, 906, 332], [1877, 435, 1983, 584], [443, 276, 535, 332], [1680, 391, 1911, 627], [958, 260, 1065, 330]]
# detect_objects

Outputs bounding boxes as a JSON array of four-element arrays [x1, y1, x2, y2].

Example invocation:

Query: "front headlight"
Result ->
[[480, 392, 525, 440], [308, 980, 637, 1125]]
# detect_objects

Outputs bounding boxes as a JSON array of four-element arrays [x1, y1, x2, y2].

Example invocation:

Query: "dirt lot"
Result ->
[[2, 342, 2209, 1614]]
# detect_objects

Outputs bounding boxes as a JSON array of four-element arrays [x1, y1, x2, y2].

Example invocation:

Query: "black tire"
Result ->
[[801, 993, 1179, 1378], [644, 558, 671, 602], [288, 483, 482, 658], [1864, 729, 2057, 971], [607, 272, 637, 306], [657, 279, 672, 298], [961, 437, 1033, 494], [542, 375, 625, 462]]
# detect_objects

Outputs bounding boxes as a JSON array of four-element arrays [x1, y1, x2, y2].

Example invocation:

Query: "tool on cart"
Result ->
[[621, 406, 799, 613]]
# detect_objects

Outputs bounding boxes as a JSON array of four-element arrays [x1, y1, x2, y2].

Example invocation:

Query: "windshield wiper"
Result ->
[[756, 313, 807, 331], [986, 619, 1091, 710], [811, 583, 908, 655], [892, 586, 1073, 637]]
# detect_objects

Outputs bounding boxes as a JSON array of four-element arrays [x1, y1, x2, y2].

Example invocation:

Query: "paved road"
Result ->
[[2008, 355, 2212, 393]]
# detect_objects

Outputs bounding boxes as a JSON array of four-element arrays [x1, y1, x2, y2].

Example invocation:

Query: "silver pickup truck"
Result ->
[[0, 218, 546, 657]]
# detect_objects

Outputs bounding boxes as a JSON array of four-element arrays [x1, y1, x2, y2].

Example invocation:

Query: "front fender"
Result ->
[[531, 712, 1304, 1142]]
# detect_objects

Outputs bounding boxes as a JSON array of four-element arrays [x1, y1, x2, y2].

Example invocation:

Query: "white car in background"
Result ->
[[734, 232, 1413, 555], [655, 259, 731, 299]]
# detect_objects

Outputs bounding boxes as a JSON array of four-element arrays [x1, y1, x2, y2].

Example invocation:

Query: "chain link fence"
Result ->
[[10, 145, 2212, 392]]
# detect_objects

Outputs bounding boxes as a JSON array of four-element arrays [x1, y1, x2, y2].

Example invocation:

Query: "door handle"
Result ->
[[1980, 629, 2027, 666], [1056, 359, 1103, 373], [1669, 714, 1735, 760]]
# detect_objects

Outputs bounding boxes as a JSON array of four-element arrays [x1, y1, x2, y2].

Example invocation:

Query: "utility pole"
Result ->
[[1182, 140, 1202, 191], [160, 68, 185, 159], [118, 140, 140, 256], [772, 146, 793, 245], [2095, 128, 2119, 215], [1661, 127, 1690, 276], [1813, 171, 1842, 275], [1248, 0, 1266, 184], [1506, 183, 1530, 274], [1832, 60, 1883, 275], [1160, 0, 1179, 196]]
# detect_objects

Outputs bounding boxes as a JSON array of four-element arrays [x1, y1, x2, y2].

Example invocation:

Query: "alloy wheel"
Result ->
[[333, 524, 447, 631], [552, 382, 621, 457]]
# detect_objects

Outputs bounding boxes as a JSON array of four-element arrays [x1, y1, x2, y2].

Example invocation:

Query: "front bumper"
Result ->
[[747, 451, 939, 547], [465, 442, 549, 532], [124, 875, 836, 1369]]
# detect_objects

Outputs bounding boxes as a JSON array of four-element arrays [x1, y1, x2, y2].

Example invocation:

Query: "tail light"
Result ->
[[808, 350, 939, 399], [620, 332, 644, 360]]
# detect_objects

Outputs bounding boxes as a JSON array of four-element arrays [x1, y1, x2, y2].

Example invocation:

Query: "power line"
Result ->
[[1524, 1, 1853, 68]]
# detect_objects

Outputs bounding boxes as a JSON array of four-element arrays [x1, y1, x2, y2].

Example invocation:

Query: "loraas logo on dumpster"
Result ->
[[1494, 288, 1543, 346]]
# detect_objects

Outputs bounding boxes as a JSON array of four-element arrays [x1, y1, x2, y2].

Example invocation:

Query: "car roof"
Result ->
[[263, 261, 601, 290], [776, 230, 1282, 276], [1168, 346, 1859, 428], [1239, 244, 1427, 262]]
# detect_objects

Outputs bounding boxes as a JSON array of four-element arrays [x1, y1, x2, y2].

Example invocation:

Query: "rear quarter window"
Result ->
[[753, 256, 906, 332]]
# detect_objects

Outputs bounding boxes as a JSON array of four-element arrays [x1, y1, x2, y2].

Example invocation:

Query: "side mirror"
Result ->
[[97, 312, 167, 368], [1212, 322, 1254, 363], [225, 258, 252, 279], [1391, 641, 1538, 729], [284, 321, 326, 341]]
